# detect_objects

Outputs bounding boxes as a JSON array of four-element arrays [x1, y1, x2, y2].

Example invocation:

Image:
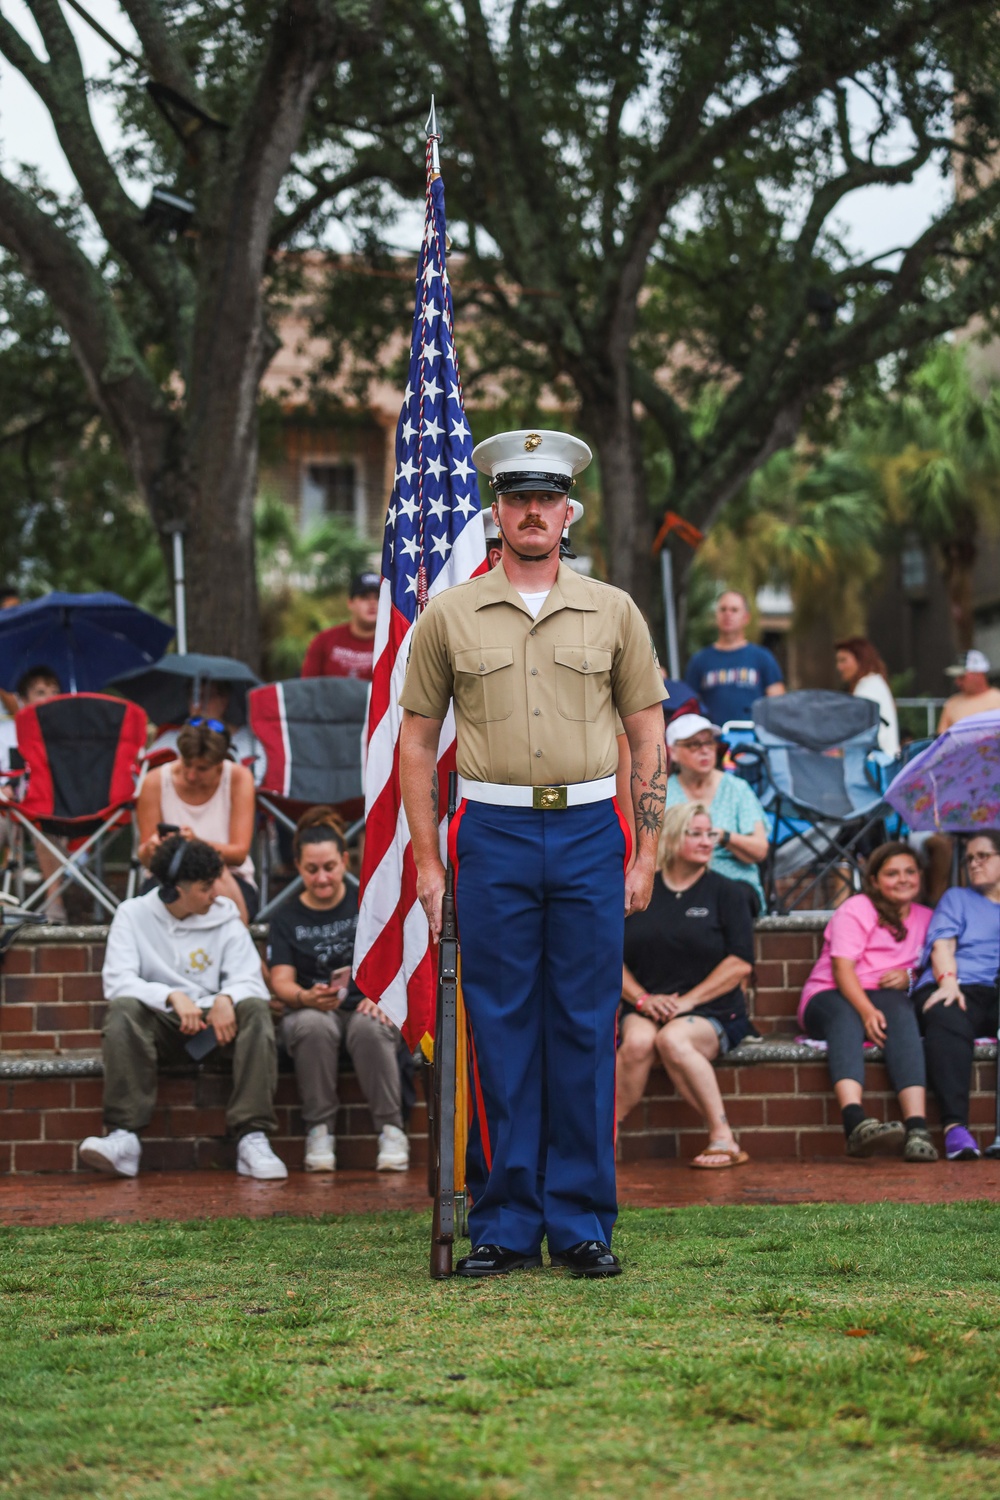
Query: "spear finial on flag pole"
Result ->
[[425, 95, 441, 178]]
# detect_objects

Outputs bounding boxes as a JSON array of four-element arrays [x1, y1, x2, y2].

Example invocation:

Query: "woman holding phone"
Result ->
[[266, 808, 409, 1173]]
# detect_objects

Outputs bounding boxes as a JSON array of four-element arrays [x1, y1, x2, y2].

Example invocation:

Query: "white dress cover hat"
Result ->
[[472, 429, 592, 494]]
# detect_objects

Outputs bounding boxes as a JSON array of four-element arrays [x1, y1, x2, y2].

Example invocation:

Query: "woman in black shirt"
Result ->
[[617, 800, 755, 1168], [267, 808, 408, 1174]]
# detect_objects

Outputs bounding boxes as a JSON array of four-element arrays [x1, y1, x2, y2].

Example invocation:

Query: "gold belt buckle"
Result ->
[[533, 784, 568, 810]]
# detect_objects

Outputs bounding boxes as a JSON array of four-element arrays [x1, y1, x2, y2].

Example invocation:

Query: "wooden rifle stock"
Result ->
[[430, 771, 459, 1278]]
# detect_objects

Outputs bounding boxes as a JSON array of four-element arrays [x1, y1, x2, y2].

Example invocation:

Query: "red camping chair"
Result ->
[[248, 678, 368, 919], [0, 693, 148, 918]]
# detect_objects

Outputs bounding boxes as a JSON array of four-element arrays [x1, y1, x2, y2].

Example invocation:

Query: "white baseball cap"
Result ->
[[666, 712, 721, 747], [472, 429, 592, 494], [946, 649, 991, 676]]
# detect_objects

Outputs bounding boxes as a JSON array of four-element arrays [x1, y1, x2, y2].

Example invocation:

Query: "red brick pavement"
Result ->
[[2, 1160, 999, 1227]]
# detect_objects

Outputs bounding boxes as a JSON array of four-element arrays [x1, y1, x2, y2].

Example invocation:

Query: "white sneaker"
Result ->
[[304, 1123, 336, 1172], [79, 1129, 141, 1178], [376, 1123, 410, 1172], [236, 1131, 288, 1181]]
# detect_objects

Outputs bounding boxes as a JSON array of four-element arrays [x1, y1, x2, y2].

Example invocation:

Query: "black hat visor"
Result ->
[[492, 470, 573, 496]]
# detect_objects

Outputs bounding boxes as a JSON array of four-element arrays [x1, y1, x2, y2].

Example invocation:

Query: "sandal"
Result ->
[[690, 1140, 750, 1170], [903, 1127, 939, 1163]]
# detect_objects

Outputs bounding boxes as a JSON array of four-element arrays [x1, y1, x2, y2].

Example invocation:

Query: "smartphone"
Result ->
[[157, 823, 181, 838], [184, 1026, 218, 1061]]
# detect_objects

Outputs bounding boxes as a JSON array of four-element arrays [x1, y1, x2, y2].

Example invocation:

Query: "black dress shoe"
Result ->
[[550, 1240, 622, 1278], [455, 1244, 543, 1277]]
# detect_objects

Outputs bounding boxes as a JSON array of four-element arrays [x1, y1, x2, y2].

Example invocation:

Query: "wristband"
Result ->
[[938, 972, 957, 980], [720, 829, 731, 848], [634, 993, 648, 1010]]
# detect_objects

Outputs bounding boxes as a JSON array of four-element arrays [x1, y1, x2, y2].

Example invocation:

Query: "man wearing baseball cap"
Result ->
[[301, 572, 381, 682], [938, 650, 1000, 732]]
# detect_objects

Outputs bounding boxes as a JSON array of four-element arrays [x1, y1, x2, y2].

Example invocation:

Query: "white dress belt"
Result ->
[[457, 775, 617, 809]]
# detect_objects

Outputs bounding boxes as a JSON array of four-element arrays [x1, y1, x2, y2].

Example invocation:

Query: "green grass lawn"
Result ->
[[2, 1203, 1000, 1499]]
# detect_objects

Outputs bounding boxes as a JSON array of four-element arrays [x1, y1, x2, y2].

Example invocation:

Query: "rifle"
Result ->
[[430, 771, 459, 1278]]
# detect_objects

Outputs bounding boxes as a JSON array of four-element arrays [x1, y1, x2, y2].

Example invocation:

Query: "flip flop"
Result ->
[[690, 1142, 750, 1170]]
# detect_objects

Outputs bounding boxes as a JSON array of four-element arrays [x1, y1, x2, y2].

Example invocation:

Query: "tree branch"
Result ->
[[0, 172, 176, 512], [0, 1, 190, 320]]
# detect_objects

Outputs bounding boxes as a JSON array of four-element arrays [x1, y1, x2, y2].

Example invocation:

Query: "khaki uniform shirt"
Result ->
[[399, 562, 667, 785]]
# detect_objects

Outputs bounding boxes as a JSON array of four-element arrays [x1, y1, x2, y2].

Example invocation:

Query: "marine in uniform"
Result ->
[[399, 430, 667, 1278]]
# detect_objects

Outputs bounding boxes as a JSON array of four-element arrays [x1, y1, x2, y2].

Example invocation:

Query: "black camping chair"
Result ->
[[739, 691, 890, 913], [248, 678, 367, 919]]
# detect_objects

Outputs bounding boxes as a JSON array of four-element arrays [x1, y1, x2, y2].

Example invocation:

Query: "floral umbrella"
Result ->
[[884, 710, 1000, 831]]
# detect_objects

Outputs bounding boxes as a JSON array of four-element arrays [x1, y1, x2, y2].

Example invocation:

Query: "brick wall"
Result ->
[[0, 939, 106, 1053], [0, 1069, 429, 1175], [3, 918, 993, 1172]]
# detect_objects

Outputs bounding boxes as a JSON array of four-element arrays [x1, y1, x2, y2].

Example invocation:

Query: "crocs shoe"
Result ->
[[846, 1117, 906, 1158], [903, 1127, 939, 1163], [944, 1125, 981, 1161]]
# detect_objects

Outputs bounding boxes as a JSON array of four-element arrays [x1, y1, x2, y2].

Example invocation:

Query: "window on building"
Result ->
[[305, 462, 356, 518]]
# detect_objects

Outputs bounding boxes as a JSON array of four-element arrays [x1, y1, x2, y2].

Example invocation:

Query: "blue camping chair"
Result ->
[[742, 691, 890, 913]]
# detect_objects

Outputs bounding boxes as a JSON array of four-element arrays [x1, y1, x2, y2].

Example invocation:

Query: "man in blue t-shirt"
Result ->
[[684, 590, 784, 726]]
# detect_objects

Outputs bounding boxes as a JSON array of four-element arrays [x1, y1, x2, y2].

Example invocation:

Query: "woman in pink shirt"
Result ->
[[800, 842, 936, 1161]]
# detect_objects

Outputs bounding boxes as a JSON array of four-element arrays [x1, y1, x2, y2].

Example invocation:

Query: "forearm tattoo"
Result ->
[[633, 744, 666, 838], [431, 768, 439, 816]]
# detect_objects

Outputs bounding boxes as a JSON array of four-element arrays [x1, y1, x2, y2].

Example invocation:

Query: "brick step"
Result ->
[[3, 1042, 997, 1173], [620, 1042, 1000, 1163], [0, 1056, 430, 1174]]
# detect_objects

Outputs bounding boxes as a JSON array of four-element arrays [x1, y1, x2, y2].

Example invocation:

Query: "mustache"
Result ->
[[518, 516, 547, 530]]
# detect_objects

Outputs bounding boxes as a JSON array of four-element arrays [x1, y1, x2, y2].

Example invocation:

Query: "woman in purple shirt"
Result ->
[[913, 831, 1000, 1161], [800, 842, 935, 1161]]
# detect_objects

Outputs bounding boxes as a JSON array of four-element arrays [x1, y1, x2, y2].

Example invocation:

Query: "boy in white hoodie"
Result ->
[[79, 836, 286, 1180]]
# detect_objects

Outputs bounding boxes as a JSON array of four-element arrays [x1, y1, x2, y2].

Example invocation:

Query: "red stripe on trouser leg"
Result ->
[[467, 1019, 492, 1173], [611, 795, 633, 872]]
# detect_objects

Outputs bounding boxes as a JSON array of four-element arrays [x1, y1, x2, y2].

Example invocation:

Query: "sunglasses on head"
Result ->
[[187, 717, 227, 734]]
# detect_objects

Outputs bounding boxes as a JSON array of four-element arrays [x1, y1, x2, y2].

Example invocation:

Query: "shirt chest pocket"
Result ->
[[553, 647, 613, 722], [454, 647, 515, 723]]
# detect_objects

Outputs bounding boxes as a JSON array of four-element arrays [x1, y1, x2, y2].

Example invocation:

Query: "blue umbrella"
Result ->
[[0, 592, 175, 694]]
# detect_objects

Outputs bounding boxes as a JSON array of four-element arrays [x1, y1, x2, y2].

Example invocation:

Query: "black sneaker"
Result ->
[[550, 1240, 622, 1278], [455, 1244, 543, 1277]]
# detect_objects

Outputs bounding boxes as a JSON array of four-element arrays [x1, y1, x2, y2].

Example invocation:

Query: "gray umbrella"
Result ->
[[105, 652, 261, 727]]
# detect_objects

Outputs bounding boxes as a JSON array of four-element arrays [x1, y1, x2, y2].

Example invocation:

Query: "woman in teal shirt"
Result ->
[[665, 713, 768, 913]]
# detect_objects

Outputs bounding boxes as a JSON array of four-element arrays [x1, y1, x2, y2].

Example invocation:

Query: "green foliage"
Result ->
[[3, 1205, 1000, 1497], [255, 492, 374, 679], [0, 253, 169, 610], [693, 341, 1000, 649]]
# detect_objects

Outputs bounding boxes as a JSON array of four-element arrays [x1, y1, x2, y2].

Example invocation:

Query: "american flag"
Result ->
[[353, 135, 486, 1046]]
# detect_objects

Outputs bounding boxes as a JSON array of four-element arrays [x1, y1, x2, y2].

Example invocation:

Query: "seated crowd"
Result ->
[[4, 578, 1000, 1180]]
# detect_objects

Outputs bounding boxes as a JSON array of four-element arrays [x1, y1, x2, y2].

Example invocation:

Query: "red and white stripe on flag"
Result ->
[[353, 139, 486, 1046]]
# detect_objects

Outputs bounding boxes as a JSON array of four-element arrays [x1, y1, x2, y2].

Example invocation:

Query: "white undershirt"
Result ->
[[517, 589, 550, 619]]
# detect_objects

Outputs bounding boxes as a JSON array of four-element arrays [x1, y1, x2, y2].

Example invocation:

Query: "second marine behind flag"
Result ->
[[399, 428, 668, 1279]]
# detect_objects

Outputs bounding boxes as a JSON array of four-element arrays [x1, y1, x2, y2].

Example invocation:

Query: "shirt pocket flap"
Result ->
[[553, 647, 613, 675], [455, 646, 515, 677]]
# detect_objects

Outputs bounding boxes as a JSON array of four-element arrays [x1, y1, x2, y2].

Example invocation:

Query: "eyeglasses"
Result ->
[[187, 717, 227, 734], [678, 737, 716, 751], [965, 851, 1000, 866]]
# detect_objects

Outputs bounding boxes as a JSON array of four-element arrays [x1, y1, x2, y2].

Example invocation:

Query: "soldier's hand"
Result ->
[[416, 857, 447, 939], [624, 861, 655, 915]]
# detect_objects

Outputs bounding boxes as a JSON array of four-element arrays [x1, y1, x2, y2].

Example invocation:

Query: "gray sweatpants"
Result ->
[[802, 987, 926, 1093], [102, 995, 278, 1138], [281, 1007, 402, 1132]]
